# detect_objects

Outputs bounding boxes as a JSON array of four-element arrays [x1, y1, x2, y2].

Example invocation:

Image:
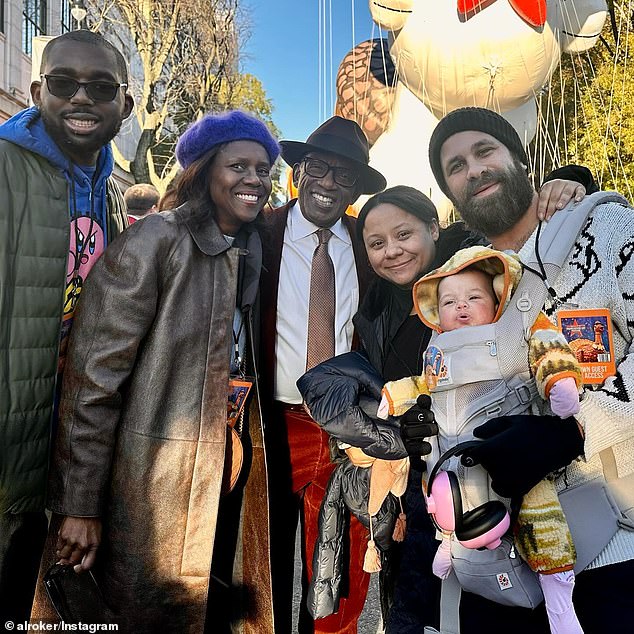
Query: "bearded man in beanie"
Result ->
[[428, 106, 634, 633]]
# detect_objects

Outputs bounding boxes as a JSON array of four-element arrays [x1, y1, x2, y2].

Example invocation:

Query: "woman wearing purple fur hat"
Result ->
[[42, 111, 279, 632]]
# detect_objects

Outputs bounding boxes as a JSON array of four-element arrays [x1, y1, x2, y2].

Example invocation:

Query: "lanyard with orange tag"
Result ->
[[223, 307, 254, 494], [521, 223, 616, 385], [228, 310, 253, 429], [227, 378, 253, 428], [223, 377, 253, 495], [556, 308, 616, 384]]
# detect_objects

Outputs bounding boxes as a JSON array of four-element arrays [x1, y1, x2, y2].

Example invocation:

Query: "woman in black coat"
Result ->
[[299, 186, 484, 630]]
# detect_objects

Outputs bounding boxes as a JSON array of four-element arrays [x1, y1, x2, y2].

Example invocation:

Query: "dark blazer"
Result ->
[[259, 199, 375, 408], [259, 200, 374, 634]]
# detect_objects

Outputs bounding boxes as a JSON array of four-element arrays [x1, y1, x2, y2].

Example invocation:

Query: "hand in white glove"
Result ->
[[432, 534, 453, 580], [549, 377, 580, 419]]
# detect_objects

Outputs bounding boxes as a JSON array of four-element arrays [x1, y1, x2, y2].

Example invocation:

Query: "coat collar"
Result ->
[[179, 202, 232, 256]]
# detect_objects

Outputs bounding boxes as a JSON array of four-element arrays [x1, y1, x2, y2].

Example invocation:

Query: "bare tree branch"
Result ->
[[87, 0, 277, 194]]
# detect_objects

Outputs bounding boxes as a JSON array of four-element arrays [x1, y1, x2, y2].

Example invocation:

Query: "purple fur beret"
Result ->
[[176, 110, 280, 168]]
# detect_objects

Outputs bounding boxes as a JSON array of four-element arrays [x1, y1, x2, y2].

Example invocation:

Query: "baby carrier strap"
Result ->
[[515, 191, 629, 331], [503, 190, 634, 543], [523, 192, 628, 269], [494, 192, 629, 414]]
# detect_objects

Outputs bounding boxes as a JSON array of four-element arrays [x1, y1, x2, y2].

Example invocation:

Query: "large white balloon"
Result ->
[[362, 0, 607, 221]]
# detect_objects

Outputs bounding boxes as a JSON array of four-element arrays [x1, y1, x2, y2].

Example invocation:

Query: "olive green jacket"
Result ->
[[0, 139, 127, 514]]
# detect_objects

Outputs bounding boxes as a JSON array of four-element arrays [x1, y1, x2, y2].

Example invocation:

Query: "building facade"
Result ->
[[0, 1, 80, 120], [0, 1, 137, 185]]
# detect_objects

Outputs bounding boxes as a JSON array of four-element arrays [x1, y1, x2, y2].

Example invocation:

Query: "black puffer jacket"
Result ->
[[299, 356, 404, 620], [299, 351, 406, 459], [306, 458, 398, 619]]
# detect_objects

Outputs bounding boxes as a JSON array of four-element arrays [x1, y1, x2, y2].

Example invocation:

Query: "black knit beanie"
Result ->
[[428, 107, 528, 198]]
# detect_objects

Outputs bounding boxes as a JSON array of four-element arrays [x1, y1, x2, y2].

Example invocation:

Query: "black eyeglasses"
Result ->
[[302, 157, 359, 188], [41, 74, 127, 102]]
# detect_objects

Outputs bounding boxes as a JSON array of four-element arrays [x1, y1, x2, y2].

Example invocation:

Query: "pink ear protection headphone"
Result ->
[[425, 441, 510, 550]]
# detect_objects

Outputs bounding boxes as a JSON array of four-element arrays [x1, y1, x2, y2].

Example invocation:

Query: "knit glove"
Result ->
[[379, 376, 429, 418], [460, 414, 584, 498], [549, 377, 580, 419], [432, 535, 453, 580], [399, 395, 438, 457]]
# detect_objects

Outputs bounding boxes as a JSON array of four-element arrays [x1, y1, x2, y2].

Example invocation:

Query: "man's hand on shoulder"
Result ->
[[56, 515, 102, 572]]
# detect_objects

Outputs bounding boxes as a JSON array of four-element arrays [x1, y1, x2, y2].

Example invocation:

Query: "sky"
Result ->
[[243, 0, 378, 142]]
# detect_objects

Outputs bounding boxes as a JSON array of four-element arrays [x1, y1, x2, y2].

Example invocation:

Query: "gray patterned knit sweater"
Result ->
[[519, 198, 634, 570]]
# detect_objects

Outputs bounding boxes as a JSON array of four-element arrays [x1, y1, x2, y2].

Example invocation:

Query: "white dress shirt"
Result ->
[[274, 202, 359, 403]]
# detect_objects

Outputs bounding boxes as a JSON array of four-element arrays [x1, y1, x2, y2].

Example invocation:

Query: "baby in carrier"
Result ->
[[378, 246, 584, 634]]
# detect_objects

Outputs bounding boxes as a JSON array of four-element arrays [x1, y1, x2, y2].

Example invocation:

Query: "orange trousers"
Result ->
[[268, 403, 370, 634]]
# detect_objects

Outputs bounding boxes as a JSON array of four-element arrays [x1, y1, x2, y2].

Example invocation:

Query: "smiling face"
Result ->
[[363, 203, 439, 288], [441, 130, 514, 196], [31, 40, 133, 166], [293, 150, 361, 228], [437, 268, 498, 332], [439, 130, 535, 238], [208, 140, 272, 235]]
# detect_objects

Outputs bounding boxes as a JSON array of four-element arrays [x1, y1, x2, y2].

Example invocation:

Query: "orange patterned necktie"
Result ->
[[306, 228, 336, 370]]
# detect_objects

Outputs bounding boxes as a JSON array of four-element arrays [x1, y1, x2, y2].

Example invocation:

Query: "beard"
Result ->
[[453, 159, 535, 239], [41, 109, 123, 165]]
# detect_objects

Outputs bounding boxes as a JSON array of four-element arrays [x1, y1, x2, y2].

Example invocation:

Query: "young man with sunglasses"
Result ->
[[259, 116, 386, 633], [0, 30, 133, 622]]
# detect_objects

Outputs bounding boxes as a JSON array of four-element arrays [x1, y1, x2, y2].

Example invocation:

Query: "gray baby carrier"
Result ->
[[424, 192, 631, 634], [425, 192, 628, 511]]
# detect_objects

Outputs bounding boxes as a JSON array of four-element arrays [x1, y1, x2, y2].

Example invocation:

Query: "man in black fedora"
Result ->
[[260, 116, 386, 633]]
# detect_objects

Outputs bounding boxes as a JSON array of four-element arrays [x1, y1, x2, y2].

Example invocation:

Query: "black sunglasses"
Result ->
[[302, 157, 359, 188], [41, 74, 127, 102]]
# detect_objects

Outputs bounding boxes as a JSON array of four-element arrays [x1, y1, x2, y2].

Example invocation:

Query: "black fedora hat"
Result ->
[[280, 116, 387, 195]]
